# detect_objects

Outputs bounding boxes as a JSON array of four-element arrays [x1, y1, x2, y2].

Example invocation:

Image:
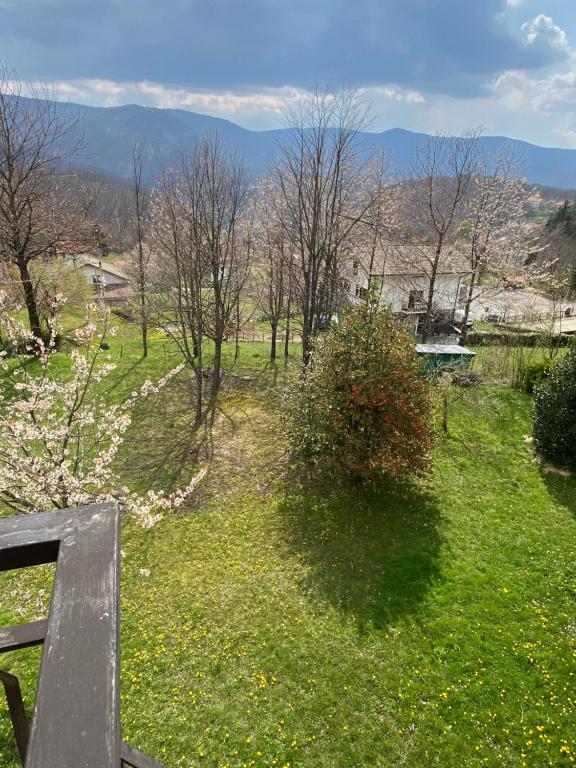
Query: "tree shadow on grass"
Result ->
[[117, 375, 213, 495], [276, 477, 443, 631], [540, 468, 576, 519], [116, 361, 279, 497]]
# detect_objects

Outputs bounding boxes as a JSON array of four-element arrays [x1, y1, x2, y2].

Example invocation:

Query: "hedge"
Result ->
[[466, 331, 575, 348], [533, 348, 576, 464]]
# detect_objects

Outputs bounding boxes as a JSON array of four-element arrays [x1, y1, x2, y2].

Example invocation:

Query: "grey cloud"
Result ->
[[0, 0, 570, 96]]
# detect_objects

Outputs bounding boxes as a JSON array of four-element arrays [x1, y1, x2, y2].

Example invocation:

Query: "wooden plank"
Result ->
[[0, 504, 91, 570], [0, 503, 121, 768], [0, 620, 47, 653], [121, 742, 167, 768], [0, 670, 29, 764]]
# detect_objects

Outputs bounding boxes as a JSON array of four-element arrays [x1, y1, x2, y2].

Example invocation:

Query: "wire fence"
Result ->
[[495, 308, 575, 326], [235, 330, 302, 343]]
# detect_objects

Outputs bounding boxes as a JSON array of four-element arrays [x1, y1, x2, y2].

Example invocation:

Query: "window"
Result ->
[[408, 289, 423, 309], [352, 259, 359, 277]]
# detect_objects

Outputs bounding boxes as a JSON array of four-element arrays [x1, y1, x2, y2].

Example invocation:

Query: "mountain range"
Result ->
[[52, 100, 576, 190]]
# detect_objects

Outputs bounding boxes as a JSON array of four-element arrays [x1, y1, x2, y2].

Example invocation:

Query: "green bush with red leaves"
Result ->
[[284, 305, 437, 483]]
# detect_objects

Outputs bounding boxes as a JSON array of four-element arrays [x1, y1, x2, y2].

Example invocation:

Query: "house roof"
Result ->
[[416, 343, 476, 356], [353, 244, 471, 277], [76, 256, 130, 282]]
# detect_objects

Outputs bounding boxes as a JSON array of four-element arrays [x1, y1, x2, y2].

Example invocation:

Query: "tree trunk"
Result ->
[[212, 337, 223, 400], [284, 268, 293, 359], [140, 292, 148, 358], [459, 275, 477, 344], [17, 258, 42, 339], [234, 299, 241, 362], [284, 306, 291, 359], [301, 327, 312, 366], [420, 237, 443, 343], [270, 322, 277, 360], [195, 360, 203, 427], [301, 286, 313, 365]]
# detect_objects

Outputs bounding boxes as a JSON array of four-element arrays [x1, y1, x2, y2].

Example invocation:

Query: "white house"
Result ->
[[68, 255, 130, 292], [49, 242, 133, 306], [344, 244, 471, 321], [58, 248, 132, 304]]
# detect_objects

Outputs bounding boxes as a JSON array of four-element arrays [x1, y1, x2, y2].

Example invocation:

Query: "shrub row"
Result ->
[[466, 331, 574, 348]]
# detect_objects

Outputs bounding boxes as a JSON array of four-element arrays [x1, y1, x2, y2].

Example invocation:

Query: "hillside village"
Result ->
[[36, 191, 576, 349]]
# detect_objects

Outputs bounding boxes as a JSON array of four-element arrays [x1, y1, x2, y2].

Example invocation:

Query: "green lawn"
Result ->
[[1, 326, 576, 767]]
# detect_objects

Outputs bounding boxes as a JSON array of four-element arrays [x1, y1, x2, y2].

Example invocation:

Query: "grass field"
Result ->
[[1, 322, 576, 767]]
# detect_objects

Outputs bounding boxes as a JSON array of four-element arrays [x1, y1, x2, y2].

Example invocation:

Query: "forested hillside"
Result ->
[[544, 201, 576, 270]]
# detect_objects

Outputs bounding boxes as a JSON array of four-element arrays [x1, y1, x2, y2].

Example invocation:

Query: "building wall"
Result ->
[[80, 264, 128, 288], [351, 271, 466, 313], [381, 274, 465, 313]]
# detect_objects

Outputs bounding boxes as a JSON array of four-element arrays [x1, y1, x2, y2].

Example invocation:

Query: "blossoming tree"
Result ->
[[0, 296, 206, 526]]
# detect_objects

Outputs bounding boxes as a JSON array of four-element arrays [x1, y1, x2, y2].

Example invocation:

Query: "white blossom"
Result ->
[[0, 297, 205, 525]]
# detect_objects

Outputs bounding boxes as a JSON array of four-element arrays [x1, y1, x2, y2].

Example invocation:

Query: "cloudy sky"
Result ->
[[1, 0, 576, 147]]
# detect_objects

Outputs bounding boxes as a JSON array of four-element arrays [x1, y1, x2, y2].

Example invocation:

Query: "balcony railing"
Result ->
[[0, 504, 167, 768]]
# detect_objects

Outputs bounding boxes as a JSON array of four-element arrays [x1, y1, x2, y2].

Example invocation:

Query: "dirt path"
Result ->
[[203, 390, 285, 504]]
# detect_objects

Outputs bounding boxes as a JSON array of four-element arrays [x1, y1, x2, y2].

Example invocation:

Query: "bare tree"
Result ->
[[271, 88, 380, 364], [149, 168, 207, 425], [351, 152, 399, 306], [541, 267, 571, 359], [0, 66, 90, 339], [184, 133, 252, 397], [129, 144, 151, 356], [63, 168, 135, 253], [253, 179, 291, 360], [261, 234, 290, 361], [406, 130, 482, 342], [149, 132, 251, 420], [283, 249, 295, 359]]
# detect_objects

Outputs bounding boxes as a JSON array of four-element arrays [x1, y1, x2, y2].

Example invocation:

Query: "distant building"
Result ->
[[525, 190, 544, 210], [57, 244, 132, 305], [344, 243, 471, 315], [73, 256, 131, 293]]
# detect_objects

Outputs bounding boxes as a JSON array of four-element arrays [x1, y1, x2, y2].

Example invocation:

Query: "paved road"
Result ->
[[469, 288, 576, 332], [469, 288, 555, 321]]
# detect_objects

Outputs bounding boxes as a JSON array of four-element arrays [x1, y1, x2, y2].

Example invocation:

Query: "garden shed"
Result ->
[[416, 343, 476, 372]]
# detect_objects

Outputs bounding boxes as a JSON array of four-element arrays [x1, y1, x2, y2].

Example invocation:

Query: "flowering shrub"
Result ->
[[0, 296, 206, 526], [284, 305, 436, 483], [533, 349, 576, 465]]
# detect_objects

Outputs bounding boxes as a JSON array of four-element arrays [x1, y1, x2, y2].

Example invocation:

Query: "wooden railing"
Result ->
[[0, 504, 167, 768]]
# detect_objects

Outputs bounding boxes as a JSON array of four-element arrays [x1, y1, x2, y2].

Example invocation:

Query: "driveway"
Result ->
[[469, 288, 556, 324]]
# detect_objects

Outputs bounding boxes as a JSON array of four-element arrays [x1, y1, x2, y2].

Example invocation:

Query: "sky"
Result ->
[[1, 0, 576, 147]]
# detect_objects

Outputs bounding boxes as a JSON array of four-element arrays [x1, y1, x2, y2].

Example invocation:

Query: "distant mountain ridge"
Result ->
[[48, 99, 576, 190]]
